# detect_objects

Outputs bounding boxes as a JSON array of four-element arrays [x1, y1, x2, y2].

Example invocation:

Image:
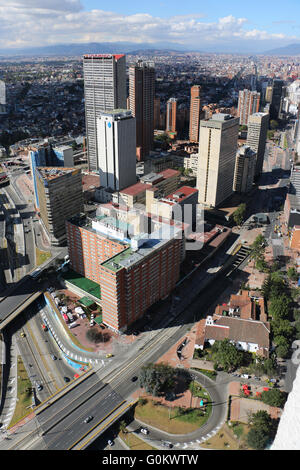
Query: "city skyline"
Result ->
[[1, 1, 300, 54]]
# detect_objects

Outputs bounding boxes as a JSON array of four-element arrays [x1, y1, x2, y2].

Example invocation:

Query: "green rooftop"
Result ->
[[62, 269, 101, 299], [101, 247, 133, 272]]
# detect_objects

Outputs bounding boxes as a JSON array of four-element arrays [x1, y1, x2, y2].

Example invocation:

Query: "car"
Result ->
[[105, 353, 113, 358], [107, 440, 114, 446], [241, 374, 250, 379], [254, 376, 261, 381], [51, 354, 57, 360], [162, 441, 173, 448], [133, 331, 139, 336], [20, 332, 26, 338], [63, 376, 70, 383], [131, 376, 138, 382], [35, 382, 43, 391], [140, 427, 149, 435], [83, 416, 93, 424], [99, 323, 106, 330]]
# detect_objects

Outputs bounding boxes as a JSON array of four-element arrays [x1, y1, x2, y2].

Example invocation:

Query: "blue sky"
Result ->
[[0, 0, 300, 52]]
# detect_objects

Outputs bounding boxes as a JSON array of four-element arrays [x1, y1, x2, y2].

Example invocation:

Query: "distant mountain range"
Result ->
[[0, 41, 199, 58], [265, 43, 300, 55]]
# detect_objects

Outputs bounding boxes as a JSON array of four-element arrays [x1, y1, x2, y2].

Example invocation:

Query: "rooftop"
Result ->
[[37, 167, 79, 181], [119, 182, 152, 197]]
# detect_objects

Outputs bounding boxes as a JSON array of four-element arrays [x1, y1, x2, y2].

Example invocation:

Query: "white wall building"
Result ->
[[97, 109, 137, 192], [83, 54, 127, 172], [197, 113, 239, 207]]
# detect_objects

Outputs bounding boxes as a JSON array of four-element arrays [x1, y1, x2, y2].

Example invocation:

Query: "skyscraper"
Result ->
[[0, 80, 6, 114], [233, 145, 256, 194], [197, 114, 239, 207], [129, 60, 155, 161], [97, 109, 137, 192], [238, 89, 260, 126], [189, 85, 201, 143], [83, 54, 126, 172], [246, 112, 269, 177], [35, 167, 84, 246], [270, 79, 284, 120], [154, 97, 161, 129], [166, 98, 177, 134]]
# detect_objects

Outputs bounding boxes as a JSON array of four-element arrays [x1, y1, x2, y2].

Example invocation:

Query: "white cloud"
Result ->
[[0, 5, 296, 50]]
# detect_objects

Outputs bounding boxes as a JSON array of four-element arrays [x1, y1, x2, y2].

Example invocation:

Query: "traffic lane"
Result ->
[[35, 373, 103, 427], [41, 385, 124, 450]]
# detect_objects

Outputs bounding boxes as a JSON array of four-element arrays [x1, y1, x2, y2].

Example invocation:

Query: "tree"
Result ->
[[270, 120, 279, 130], [251, 234, 267, 262], [212, 339, 243, 372], [247, 410, 275, 449], [261, 389, 287, 408], [268, 295, 291, 321], [275, 342, 290, 359], [233, 203, 246, 226], [271, 319, 294, 339], [139, 363, 191, 397], [287, 266, 298, 282]]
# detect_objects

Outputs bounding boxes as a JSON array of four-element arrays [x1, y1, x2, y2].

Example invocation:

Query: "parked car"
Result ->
[[140, 427, 149, 435], [105, 353, 113, 358], [241, 374, 250, 379], [63, 377, 70, 383], [131, 376, 138, 382], [107, 440, 114, 446], [162, 441, 173, 448], [51, 354, 57, 360]]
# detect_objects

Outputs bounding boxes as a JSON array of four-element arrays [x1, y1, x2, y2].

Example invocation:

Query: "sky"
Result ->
[[1, 0, 300, 53]]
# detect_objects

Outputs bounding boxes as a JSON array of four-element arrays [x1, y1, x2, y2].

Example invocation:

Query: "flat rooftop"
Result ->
[[37, 167, 78, 181]]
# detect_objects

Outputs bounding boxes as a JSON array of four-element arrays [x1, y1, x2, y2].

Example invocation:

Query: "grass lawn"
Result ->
[[8, 356, 33, 429], [119, 431, 156, 450], [134, 399, 211, 434], [201, 422, 251, 450], [36, 248, 51, 266], [191, 368, 217, 380]]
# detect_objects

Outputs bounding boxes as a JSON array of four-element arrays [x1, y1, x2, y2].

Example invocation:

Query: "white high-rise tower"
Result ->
[[97, 109, 137, 192], [83, 54, 126, 172]]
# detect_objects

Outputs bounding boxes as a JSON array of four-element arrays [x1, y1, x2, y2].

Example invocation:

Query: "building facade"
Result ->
[[237, 89, 260, 126], [97, 109, 137, 192], [66, 213, 183, 331], [246, 112, 269, 177], [197, 114, 239, 207], [233, 145, 256, 194], [129, 61, 155, 161], [166, 98, 177, 134], [35, 167, 84, 246], [83, 54, 126, 172], [189, 85, 201, 142]]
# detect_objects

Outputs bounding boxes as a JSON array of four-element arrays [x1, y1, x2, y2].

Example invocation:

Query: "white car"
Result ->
[[241, 374, 250, 379]]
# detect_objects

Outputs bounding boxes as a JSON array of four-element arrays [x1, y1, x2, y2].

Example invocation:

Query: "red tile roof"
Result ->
[[120, 182, 152, 196]]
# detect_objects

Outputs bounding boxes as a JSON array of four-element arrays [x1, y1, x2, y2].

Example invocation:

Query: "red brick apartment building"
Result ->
[[66, 213, 183, 331]]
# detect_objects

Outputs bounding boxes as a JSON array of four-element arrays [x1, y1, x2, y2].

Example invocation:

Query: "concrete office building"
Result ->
[[35, 167, 84, 246], [29, 141, 74, 209], [83, 54, 126, 172], [197, 114, 239, 207], [246, 112, 269, 177], [0, 80, 6, 114], [189, 85, 201, 142], [129, 61, 155, 161], [237, 89, 260, 126], [66, 213, 184, 331], [97, 109, 137, 192], [154, 97, 161, 129], [270, 79, 284, 120], [233, 145, 256, 194], [166, 98, 177, 135]]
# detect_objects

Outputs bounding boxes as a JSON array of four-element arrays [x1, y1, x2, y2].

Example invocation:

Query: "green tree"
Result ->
[[233, 203, 246, 226], [268, 295, 291, 321], [260, 389, 287, 408], [271, 319, 294, 339], [139, 363, 191, 397], [270, 120, 279, 130], [251, 234, 267, 262], [212, 339, 243, 372], [287, 266, 298, 281], [247, 410, 276, 449]]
